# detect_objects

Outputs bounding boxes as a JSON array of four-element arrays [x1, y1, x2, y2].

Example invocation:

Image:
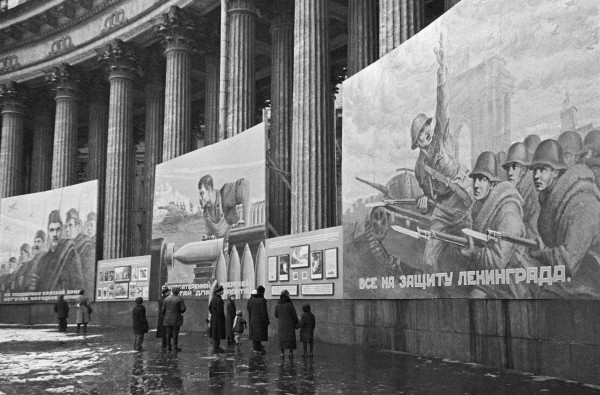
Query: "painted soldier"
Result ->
[[580, 129, 600, 189], [65, 209, 95, 292], [461, 152, 531, 298], [530, 139, 600, 298], [502, 142, 540, 238], [557, 130, 584, 169], [410, 32, 473, 272]]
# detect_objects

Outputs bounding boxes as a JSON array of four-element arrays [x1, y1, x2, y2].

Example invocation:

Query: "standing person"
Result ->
[[208, 285, 226, 353], [132, 297, 149, 352], [233, 310, 247, 345], [247, 286, 269, 353], [156, 285, 170, 349], [297, 303, 316, 357], [225, 294, 236, 345], [274, 289, 298, 359], [54, 295, 69, 332], [75, 290, 91, 334], [161, 286, 186, 352]]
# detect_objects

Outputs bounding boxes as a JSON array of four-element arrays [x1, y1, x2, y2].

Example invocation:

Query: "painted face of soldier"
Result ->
[[198, 184, 213, 209], [86, 219, 97, 238], [48, 222, 62, 247], [473, 175, 492, 201], [505, 163, 526, 184], [33, 237, 43, 252], [563, 152, 576, 169], [64, 218, 79, 240], [533, 165, 560, 192], [416, 124, 433, 149]]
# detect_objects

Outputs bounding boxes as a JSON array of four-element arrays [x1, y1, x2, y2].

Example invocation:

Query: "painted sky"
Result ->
[[342, 0, 600, 212]]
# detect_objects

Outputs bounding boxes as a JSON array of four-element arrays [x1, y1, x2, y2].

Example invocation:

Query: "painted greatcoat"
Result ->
[[515, 170, 540, 239]]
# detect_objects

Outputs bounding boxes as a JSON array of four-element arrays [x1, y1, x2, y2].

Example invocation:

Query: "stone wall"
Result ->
[[2, 298, 599, 386]]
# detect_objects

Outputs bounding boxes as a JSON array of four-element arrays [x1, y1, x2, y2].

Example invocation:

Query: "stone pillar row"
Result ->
[[348, 0, 378, 76], [29, 96, 54, 193], [0, 82, 27, 198], [204, 53, 220, 146], [379, 0, 424, 57]]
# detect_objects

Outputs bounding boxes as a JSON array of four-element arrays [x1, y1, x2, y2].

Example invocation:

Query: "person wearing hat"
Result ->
[[409, 32, 473, 273], [274, 289, 298, 358], [247, 286, 269, 353], [208, 284, 226, 353], [156, 285, 170, 348], [132, 297, 149, 352], [461, 151, 531, 298], [161, 286, 186, 351], [581, 129, 600, 189], [529, 139, 600, 297], [502, 142, 540, 239], [557, 130, 585, 169], [225, 294, 237, 345]]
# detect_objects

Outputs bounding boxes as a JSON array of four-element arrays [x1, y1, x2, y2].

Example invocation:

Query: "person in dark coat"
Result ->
[[208, 285, 226, 353], [54, 295, 69, 332], [225, 294, 236, 345], [274, 289, 298, 358], [247, 286, 269, 353], [161, 286, 186, 352], [132, 297, 149, 351], [297, 303, 316, 357], [156, 285, 170, 348]]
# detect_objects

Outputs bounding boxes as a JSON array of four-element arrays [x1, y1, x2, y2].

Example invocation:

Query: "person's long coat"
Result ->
[[54, 298, 69, 319], [297, 312, 316, 342], [132, 304, 149, 334], [76, 295, 90, 324], [161, 294, 186, 327], [247, 294, 269, 341], [209, 294, 226, 340], [225, 299, 236, 338], [156, 290, 169, 338], [274, 298, 298, 350]]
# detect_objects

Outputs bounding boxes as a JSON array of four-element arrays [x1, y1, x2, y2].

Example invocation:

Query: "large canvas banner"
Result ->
[[343, 0, 600, 299], [0, 181, 98, 303], [152, 124, 266, 298]]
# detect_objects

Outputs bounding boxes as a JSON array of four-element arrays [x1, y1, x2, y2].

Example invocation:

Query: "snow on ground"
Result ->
[[0, 328, 102, 343]]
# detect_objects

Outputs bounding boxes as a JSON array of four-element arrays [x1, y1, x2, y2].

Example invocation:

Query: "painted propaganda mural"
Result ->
[[342, 0, 600, 299], [0, 181, 98, 303], [152, 124, 266, 298]]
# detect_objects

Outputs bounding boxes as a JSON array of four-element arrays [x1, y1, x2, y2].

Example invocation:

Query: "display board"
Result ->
[[342, 0, 600, 299], [96, 256, 156, 302], [265, 226, 343, 299], [0, 181, 98, 303], [152, 123, 267, 298]]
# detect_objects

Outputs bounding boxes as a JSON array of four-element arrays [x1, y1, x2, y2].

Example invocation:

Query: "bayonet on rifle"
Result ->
[[391, 225, 467, 247], [462, 228, 538, 249]]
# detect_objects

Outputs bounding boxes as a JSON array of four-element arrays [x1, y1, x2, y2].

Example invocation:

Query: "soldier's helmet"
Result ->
[[524, 134, 541, 158], [530, 139, 567, 170], [502, 142, 529, 169], [470, 151, 501, 182], [410, 113, 433, 150], [584, 129, 600, 155], [557, 130, 584, 156]]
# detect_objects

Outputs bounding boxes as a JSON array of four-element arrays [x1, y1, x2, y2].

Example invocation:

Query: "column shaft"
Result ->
[[87, 89, 108, 181], [227, 0, 256, 138], [51, 96, 78, 189], [204, 54, 220, 146], [445, 0, 461, 11], [291, 0, 334, 233], [163, 48, 191, 160], [29, 107, 53, 192], [379, 0, 424, 57], [0, 86, 26, 198], [348, 0, 378, 76]]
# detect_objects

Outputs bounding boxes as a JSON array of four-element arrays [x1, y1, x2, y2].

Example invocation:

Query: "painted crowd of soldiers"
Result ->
[[0, 209, 97, 295]]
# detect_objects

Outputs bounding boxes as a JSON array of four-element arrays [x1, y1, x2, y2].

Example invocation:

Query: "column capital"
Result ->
[[0, 81, 28, 115], [45, 63, 81, 99], [155, 6, 197, 53], [96, 39, 142, 80], [229, 0, 258, 16]]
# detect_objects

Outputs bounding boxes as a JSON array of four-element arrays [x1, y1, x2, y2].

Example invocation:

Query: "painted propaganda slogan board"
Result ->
[[0, 181, 98, 303], [152, 124, 266, 298], [342, 0, 600, 299]]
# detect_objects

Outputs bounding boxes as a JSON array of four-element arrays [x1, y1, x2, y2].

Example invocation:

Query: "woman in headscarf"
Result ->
[[274, 289, 298, 358]]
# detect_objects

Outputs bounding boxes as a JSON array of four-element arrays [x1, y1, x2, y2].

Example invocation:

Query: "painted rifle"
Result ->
[[365, 198, 437, 209], [461, 228, 538, 248], [391, 225, 468, 247]]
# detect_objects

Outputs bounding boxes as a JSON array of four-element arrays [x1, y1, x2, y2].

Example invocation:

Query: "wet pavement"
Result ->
[[0, 325, 599, 394]]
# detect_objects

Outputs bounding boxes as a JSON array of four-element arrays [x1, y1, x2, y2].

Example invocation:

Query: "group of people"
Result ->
[[52, 290, 92, 334]]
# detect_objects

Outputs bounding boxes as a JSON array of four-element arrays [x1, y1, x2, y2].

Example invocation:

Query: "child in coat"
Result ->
[[297, 303, 316, 357], [232, 310, 247, 345], [132, 297, 149, 351]]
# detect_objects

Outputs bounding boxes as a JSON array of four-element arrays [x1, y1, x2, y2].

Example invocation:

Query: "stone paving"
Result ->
[[0, 324, 599, 394]]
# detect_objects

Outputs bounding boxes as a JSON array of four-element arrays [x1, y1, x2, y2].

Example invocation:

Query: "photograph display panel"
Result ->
[[342, 0, 600, 299], [96, 256, 151, 302]]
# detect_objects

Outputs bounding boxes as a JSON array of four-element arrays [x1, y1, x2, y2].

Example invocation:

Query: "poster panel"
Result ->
[[152, 123, 266, 298], [342, 0, 600, 299], [0, 181, 98, 303], [96, 256, 152, 302]]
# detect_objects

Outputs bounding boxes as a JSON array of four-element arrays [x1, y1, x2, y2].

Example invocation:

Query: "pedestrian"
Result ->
[[232, 310, 247, 345], [274, 289, 298, 359], [297, 303, 316, 357], [247, 285, 269, 353], [208, 284, 226, 353], [225, 294, 236, 345], [53, 295, 69, 332], [132, 297, 149, 352], [161, 286, 186, 352], [75, 289, 91, 334], [156, 285, 170, 349]]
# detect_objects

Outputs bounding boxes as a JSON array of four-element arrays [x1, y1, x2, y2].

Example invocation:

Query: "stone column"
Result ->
[[45, 63, 80, 189], [347, 0, 378, 76], [97, 39, 141, 259], [379, 0, 424, 57], [156, 6, 195, 162], [0, 82, 27, 198], [204, 53, 219, 146], [227, 0, 256, 138], [269, 0, 294, 236], [445, 0, 461, 11], [291, 0, 335, 233], [29, 96, 54, 193]]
